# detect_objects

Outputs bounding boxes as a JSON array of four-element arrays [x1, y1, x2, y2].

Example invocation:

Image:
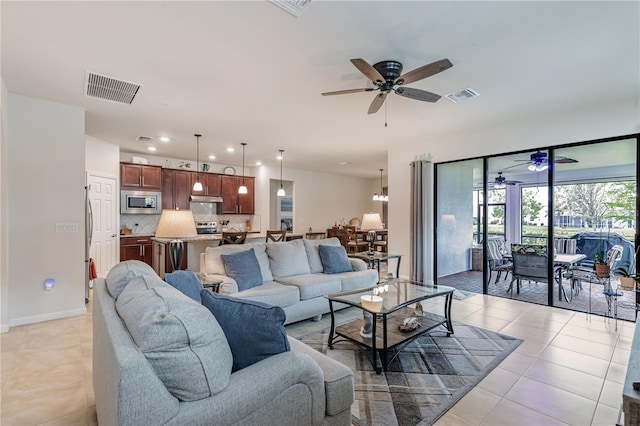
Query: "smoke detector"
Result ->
[[84, 71, 141, 104], [445, 88, 479, 103]]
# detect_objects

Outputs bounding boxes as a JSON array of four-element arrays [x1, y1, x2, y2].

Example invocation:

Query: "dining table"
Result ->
[[554, 253, 587, 302]]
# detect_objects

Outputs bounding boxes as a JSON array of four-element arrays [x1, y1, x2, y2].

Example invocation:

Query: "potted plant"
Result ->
[[594, 252, 610, 278], [617, 268, 638, 290]]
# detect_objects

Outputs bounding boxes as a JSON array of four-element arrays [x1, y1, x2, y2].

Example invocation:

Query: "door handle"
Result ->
[[111, 234, 117, 238]]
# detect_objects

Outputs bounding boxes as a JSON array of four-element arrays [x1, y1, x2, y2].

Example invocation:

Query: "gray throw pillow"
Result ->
[[220, 248, 263, 291], [266, 239, 311, 279], [164, 270, 204, 302], [116, 277, 233, 401], [319, 244, 353, 274], [200, 290, 290, 372]]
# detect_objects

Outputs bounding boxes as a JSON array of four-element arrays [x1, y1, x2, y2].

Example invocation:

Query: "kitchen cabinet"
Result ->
[[221, 176, 254, 214], [120, 163, 162, 189], [120, 236, 153, 266], [162, 169, 191, 210], [152, 241, 188, 278], [191, 173, 222, 197]]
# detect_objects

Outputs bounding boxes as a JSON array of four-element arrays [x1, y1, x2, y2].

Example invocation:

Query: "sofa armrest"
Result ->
[[172, 350, 326, 425], [349, 258, 368, 271]]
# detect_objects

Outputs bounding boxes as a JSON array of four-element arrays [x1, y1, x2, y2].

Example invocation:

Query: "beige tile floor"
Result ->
[[1, 290, 633, 425]]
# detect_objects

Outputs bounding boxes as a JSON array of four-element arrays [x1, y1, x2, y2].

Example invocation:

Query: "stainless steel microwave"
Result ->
[[121, 190, 162, 214]]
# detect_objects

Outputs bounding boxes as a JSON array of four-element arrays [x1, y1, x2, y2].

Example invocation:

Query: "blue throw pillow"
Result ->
[[220, 248, 263, 291], [200, 290, 290, 372], [318, 244, 353, 274], [164, 270, 204, 302]]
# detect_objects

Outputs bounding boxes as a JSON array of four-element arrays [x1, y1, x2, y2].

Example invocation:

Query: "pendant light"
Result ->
[[192, 134, 203, 192], [238, 142, 248, 194], [373, 168, 388, 202], [277, 149, 285, 197]]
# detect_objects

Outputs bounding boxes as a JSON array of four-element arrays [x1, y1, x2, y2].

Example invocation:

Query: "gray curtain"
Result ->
[[410, 159, 433, 283]]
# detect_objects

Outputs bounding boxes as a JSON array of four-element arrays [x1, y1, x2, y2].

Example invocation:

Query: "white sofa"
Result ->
[[200, 237, 378, 324]]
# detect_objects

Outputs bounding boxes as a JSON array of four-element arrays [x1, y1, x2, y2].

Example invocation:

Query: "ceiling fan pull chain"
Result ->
[[385, 99, 388, 127]]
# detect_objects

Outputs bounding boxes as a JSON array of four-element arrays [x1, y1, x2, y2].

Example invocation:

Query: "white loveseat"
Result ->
[[200, 237, 378, 324]]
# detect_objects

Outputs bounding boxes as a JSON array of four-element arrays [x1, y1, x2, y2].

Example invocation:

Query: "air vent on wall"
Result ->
[[445, 88, 479, 103], [84, 71, 141, 104], [136, 136, 153, 142], [269, 0, 312, 17]]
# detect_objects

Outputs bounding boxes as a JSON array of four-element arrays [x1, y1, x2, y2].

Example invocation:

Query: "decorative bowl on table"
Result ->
[[360, 295, 383, 312]]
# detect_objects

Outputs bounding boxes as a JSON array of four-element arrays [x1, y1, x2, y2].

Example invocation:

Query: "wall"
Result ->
[[388, 98, 640, 280], [0, 79, 8, 332], [7, 93, 86, 326], [255, 165, 372, 234], [87, 135, 119, 178]]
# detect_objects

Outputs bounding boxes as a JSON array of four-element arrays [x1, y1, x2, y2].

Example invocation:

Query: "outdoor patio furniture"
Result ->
[[508, 244, 547, 295], [487, 239, 512, 284]]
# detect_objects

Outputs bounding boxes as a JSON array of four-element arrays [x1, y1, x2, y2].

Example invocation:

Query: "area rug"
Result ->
[[299, 321, 522, 426]]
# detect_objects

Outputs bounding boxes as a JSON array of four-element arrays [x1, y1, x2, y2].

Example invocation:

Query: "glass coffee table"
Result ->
[[326, 280, 454, 374]]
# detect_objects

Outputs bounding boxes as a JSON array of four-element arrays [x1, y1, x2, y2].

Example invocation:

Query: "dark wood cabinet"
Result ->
[[221, 176, 254, 214], [121, 163, 162, 189], [191, 173, 222, 197], [120, 236, 153, 266], [162, 169, 191, 210]]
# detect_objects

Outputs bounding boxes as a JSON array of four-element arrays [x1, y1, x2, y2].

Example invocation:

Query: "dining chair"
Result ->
[[221, 231, 247, 245], [344, 226, 368, 253], [265, 230, 287, 243], [486, 239, 512, 285], [508, 244, 548, 295]]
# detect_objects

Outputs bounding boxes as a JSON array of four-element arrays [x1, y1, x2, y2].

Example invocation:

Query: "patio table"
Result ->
[[554, 253, 586, 302]]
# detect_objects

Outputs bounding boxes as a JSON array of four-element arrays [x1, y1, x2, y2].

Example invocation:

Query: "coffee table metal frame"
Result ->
[[326, 280, 454, 374], [348, 251, 402, 282]]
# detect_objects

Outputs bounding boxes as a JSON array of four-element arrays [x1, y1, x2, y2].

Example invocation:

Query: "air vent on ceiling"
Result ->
[[269, 0, 312, 17], [136, 136, 153, 142], [445, 88, 479, 103], [84, 71, 141, 104]]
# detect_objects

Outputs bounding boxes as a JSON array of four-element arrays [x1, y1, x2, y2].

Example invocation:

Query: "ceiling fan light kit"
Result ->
[[322, 57, 453, 115]]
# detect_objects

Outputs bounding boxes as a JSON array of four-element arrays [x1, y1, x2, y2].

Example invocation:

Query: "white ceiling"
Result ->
[[2, 1, 638, 178]]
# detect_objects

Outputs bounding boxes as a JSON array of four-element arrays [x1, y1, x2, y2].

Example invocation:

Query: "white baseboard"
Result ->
[[9, 307, 87, 328], [1, 323, 9, 333]]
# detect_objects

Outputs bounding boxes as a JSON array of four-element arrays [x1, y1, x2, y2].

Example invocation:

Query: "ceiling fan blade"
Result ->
[[555, 156, 579, 164], [350, 58, 385, 84], [395, 58, 453, 86], [368, 92, 387, 114], [395, 87, 441, 103], [321, 88, 375, 96]]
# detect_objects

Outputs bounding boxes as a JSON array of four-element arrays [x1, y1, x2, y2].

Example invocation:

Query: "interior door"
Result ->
[[88, 173, 118, 278]]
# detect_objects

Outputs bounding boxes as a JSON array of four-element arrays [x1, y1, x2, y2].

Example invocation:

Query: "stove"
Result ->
[[195, 221, 218, 234]]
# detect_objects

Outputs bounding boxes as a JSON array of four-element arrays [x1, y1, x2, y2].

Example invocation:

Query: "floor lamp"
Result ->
[[155, 209, 197, 271], [361, 213, 383, 255]]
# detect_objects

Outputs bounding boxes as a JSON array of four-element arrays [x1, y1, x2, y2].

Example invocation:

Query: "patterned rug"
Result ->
[[299, 321, 522, 426]]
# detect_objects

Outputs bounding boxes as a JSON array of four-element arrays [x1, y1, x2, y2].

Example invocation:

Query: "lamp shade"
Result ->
[[361, 213, 383, 230], [155, 209, 197, 238]]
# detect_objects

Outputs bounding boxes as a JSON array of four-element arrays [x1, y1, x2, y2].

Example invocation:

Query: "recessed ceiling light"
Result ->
[[147, 146, 157, 152], [208, 155, 216, 160], [226, 147, 235, 153], [338, 161, 351, 166], [159, 136, 170, 143], [255, 161, 262, 166]]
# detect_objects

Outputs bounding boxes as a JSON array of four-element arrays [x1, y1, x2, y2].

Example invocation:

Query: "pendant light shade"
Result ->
[[238, 142, 248, 194], [193, 134, 203, 192], [277, 149, 285, 197], [373, 168, 388, 202]]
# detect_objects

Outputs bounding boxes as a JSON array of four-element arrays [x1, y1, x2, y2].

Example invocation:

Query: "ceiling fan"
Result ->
[[321, 58, 453, 114], [491, 172, 522, 189], [507, 151, 578, 172]]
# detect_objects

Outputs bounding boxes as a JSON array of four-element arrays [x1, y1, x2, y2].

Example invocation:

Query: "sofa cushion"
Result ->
[[267, 239, 311, 279], [224, 280, 300, 307], [319, 245, 353, 274], [200, 290, 290, 372], [334, 269, 379, 292], [116, 275, 233, 401], [164, 270, 204, 302], [203, 243, 273, 282], [220, 248, 263, 291], [276, 274, 341, 300], [105, 260, 157, 299], [303, 237, 342, 273]]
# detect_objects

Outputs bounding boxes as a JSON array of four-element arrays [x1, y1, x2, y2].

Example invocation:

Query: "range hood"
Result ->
[[190, 195, 223, 203]]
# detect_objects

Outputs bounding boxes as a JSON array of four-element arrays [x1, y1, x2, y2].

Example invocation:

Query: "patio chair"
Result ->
[[487, 239, 512, 285], [508, 244, 548, 295], [565, 244, 624, 303], [554, 238, 577, 255]]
